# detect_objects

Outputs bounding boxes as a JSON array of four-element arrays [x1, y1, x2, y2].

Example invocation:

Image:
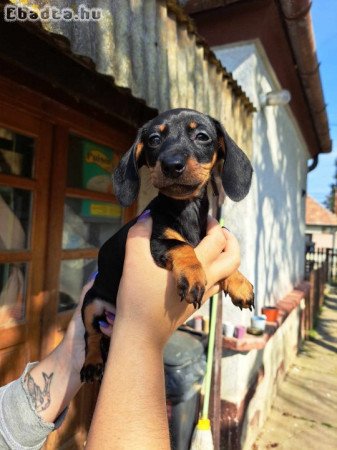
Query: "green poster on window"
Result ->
[[81, 140, 121, 220]]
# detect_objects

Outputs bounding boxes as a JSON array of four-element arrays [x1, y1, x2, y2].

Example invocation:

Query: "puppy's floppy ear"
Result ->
[[112, 129, 145, 207], [210, 117, 253, 202]]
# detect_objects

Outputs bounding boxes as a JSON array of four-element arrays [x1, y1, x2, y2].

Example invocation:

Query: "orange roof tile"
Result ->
[[306, 196, 337, 226]]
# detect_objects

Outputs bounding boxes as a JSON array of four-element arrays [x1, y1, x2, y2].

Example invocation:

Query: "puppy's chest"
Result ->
[[154, 207, 208, 247], [148, 192, 209, 249], [173, 213, 206, 247]]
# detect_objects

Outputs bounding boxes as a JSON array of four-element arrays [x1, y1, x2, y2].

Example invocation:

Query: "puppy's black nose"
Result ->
[[161, 155, 186, 178]]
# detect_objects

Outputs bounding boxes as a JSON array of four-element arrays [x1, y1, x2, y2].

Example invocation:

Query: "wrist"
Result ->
[[109, 317, 166, 356], [57, 333, 82, 380]]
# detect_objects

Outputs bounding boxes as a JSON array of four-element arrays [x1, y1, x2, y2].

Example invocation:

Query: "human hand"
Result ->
[[114, 216, 240, 349], [25, 277, 115, 424], [61, 278, 115, 377]]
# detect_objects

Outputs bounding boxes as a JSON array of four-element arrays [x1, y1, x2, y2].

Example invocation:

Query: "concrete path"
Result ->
[[253, 288, 337, 449]]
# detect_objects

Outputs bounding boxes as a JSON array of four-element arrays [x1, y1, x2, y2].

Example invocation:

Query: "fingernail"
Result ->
[[105, 311, 115, 321], [88, 271, 98, 282], [222, 226, 231, 233], [98, 320, 109, 329], [137, 209, 151, 222]]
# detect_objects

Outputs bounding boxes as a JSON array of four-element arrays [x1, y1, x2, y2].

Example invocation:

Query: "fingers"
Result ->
[[207, 251, 240, 287], [99, 310, 116, 337], [196, 225, 240, 290], [125, 217, 154, 265], [128, 215, 153, 239], [196, 222, 227, 266], [75, 279, 95, 313], [221, 228, 241, 271], [206, 215, 220, 233]]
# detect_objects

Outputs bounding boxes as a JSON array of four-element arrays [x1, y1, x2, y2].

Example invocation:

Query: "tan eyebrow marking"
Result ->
[[135, 142, 144, 160], [159, 124, 166, 132], [189, 121, 198, 129]]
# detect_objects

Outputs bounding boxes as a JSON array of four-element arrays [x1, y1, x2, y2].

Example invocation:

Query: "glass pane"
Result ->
[[63, 197, 122, 250], [0, 127, 34, 177], [0, 187, 32, 250], [67, 135, 119, 193], [0, 263, 26, 326], [59, 259, 96, 312]]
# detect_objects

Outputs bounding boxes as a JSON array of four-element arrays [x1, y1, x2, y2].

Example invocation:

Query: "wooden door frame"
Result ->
[[0, 74, 137, 361], [0, 74, 139, 448], [0, 104, 53, 372]]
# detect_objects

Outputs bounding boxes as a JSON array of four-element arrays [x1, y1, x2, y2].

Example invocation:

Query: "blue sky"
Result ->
[[307, 0, 337, 205]]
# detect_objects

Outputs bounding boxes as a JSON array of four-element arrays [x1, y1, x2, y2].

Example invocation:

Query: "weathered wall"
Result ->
[[220, 293, 305, 450], [214, 41, 310, 319], [213, 41, 310, 449], [241, 305, 302, 450]]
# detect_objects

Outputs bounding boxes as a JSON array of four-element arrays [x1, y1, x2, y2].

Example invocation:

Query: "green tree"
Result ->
[[324, 160, 337, 212]]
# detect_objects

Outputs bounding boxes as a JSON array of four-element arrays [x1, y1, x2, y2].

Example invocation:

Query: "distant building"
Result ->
[[306, 195, 337, 249]]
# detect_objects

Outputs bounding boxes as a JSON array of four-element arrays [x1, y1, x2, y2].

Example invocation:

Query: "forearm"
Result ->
[[26, 338, 82, 423], [0, 361, 69, 450], [86, 320, 170, 450]]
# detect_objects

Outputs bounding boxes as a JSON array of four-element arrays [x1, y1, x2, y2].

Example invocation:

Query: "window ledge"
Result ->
[[223, 282, 310, 352]]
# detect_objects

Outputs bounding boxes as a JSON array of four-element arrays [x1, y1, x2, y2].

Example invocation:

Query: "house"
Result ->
[[185, 0, 331, 448], [0, 0, 254, 447], [0, 0, 331, 448], [306, 195, 337, 250]]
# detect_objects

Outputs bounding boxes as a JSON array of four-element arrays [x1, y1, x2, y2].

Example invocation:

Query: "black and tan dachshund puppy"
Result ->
[[81, 108, 254, 382]]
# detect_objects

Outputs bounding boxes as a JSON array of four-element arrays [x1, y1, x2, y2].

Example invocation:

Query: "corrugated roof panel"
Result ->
[[167, 12, 179, 108], [182, 27, 196, 110], [143, 0, 158, 107], [176, 26, 188, 108], [95, 5, 115, 76], [130, 0, 145, 100], [8, 0, 254, 154], [156, 1, 170, 111], [194, 44, 205, 112], [113, 0, 133, 89]]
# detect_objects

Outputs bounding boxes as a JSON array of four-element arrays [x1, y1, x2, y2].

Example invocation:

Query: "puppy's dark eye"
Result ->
[[196, 132, 210, 142], [148, 134, 161, 147]]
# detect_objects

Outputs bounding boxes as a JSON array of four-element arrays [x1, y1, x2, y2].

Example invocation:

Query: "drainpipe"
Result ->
[[307, 155, 318, 173]]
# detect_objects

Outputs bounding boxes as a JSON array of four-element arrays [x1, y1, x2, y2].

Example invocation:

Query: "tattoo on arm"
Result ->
[[24, 371, 54, 413]]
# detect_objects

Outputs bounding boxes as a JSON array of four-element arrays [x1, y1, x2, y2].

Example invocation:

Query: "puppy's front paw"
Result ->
[[177, 265, 207, 309], [223, 271, 254, 311], [80, 363, 104, 383], [81, 335, 105, 383]]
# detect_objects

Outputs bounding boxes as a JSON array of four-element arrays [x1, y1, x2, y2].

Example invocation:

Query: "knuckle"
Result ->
[[127, 224, 139, 239], [212, 226, 227, 248], [234, 254, 241, 269]]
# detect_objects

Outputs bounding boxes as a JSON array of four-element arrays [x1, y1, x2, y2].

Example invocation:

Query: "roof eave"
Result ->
[[185, 0, 332, 155]]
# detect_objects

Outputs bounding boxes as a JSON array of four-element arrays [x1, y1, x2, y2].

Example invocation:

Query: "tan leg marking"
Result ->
[[222, 270, 254, 310], [167, 244, 206, 308]]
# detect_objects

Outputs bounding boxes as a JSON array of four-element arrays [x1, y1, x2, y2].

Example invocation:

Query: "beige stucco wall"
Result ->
[[214, 41, 310, 319], [241, 304, 302, 449], [213, 40, 310, 449], [312, 232, 334, 249]]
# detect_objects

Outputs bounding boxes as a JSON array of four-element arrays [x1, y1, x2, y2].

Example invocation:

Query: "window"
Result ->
[[58, 135, 122, 311], [0, 127, 35, 327]]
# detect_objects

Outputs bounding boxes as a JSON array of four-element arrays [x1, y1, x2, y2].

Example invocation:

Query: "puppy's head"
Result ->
[[113, 109, 253, 206]]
